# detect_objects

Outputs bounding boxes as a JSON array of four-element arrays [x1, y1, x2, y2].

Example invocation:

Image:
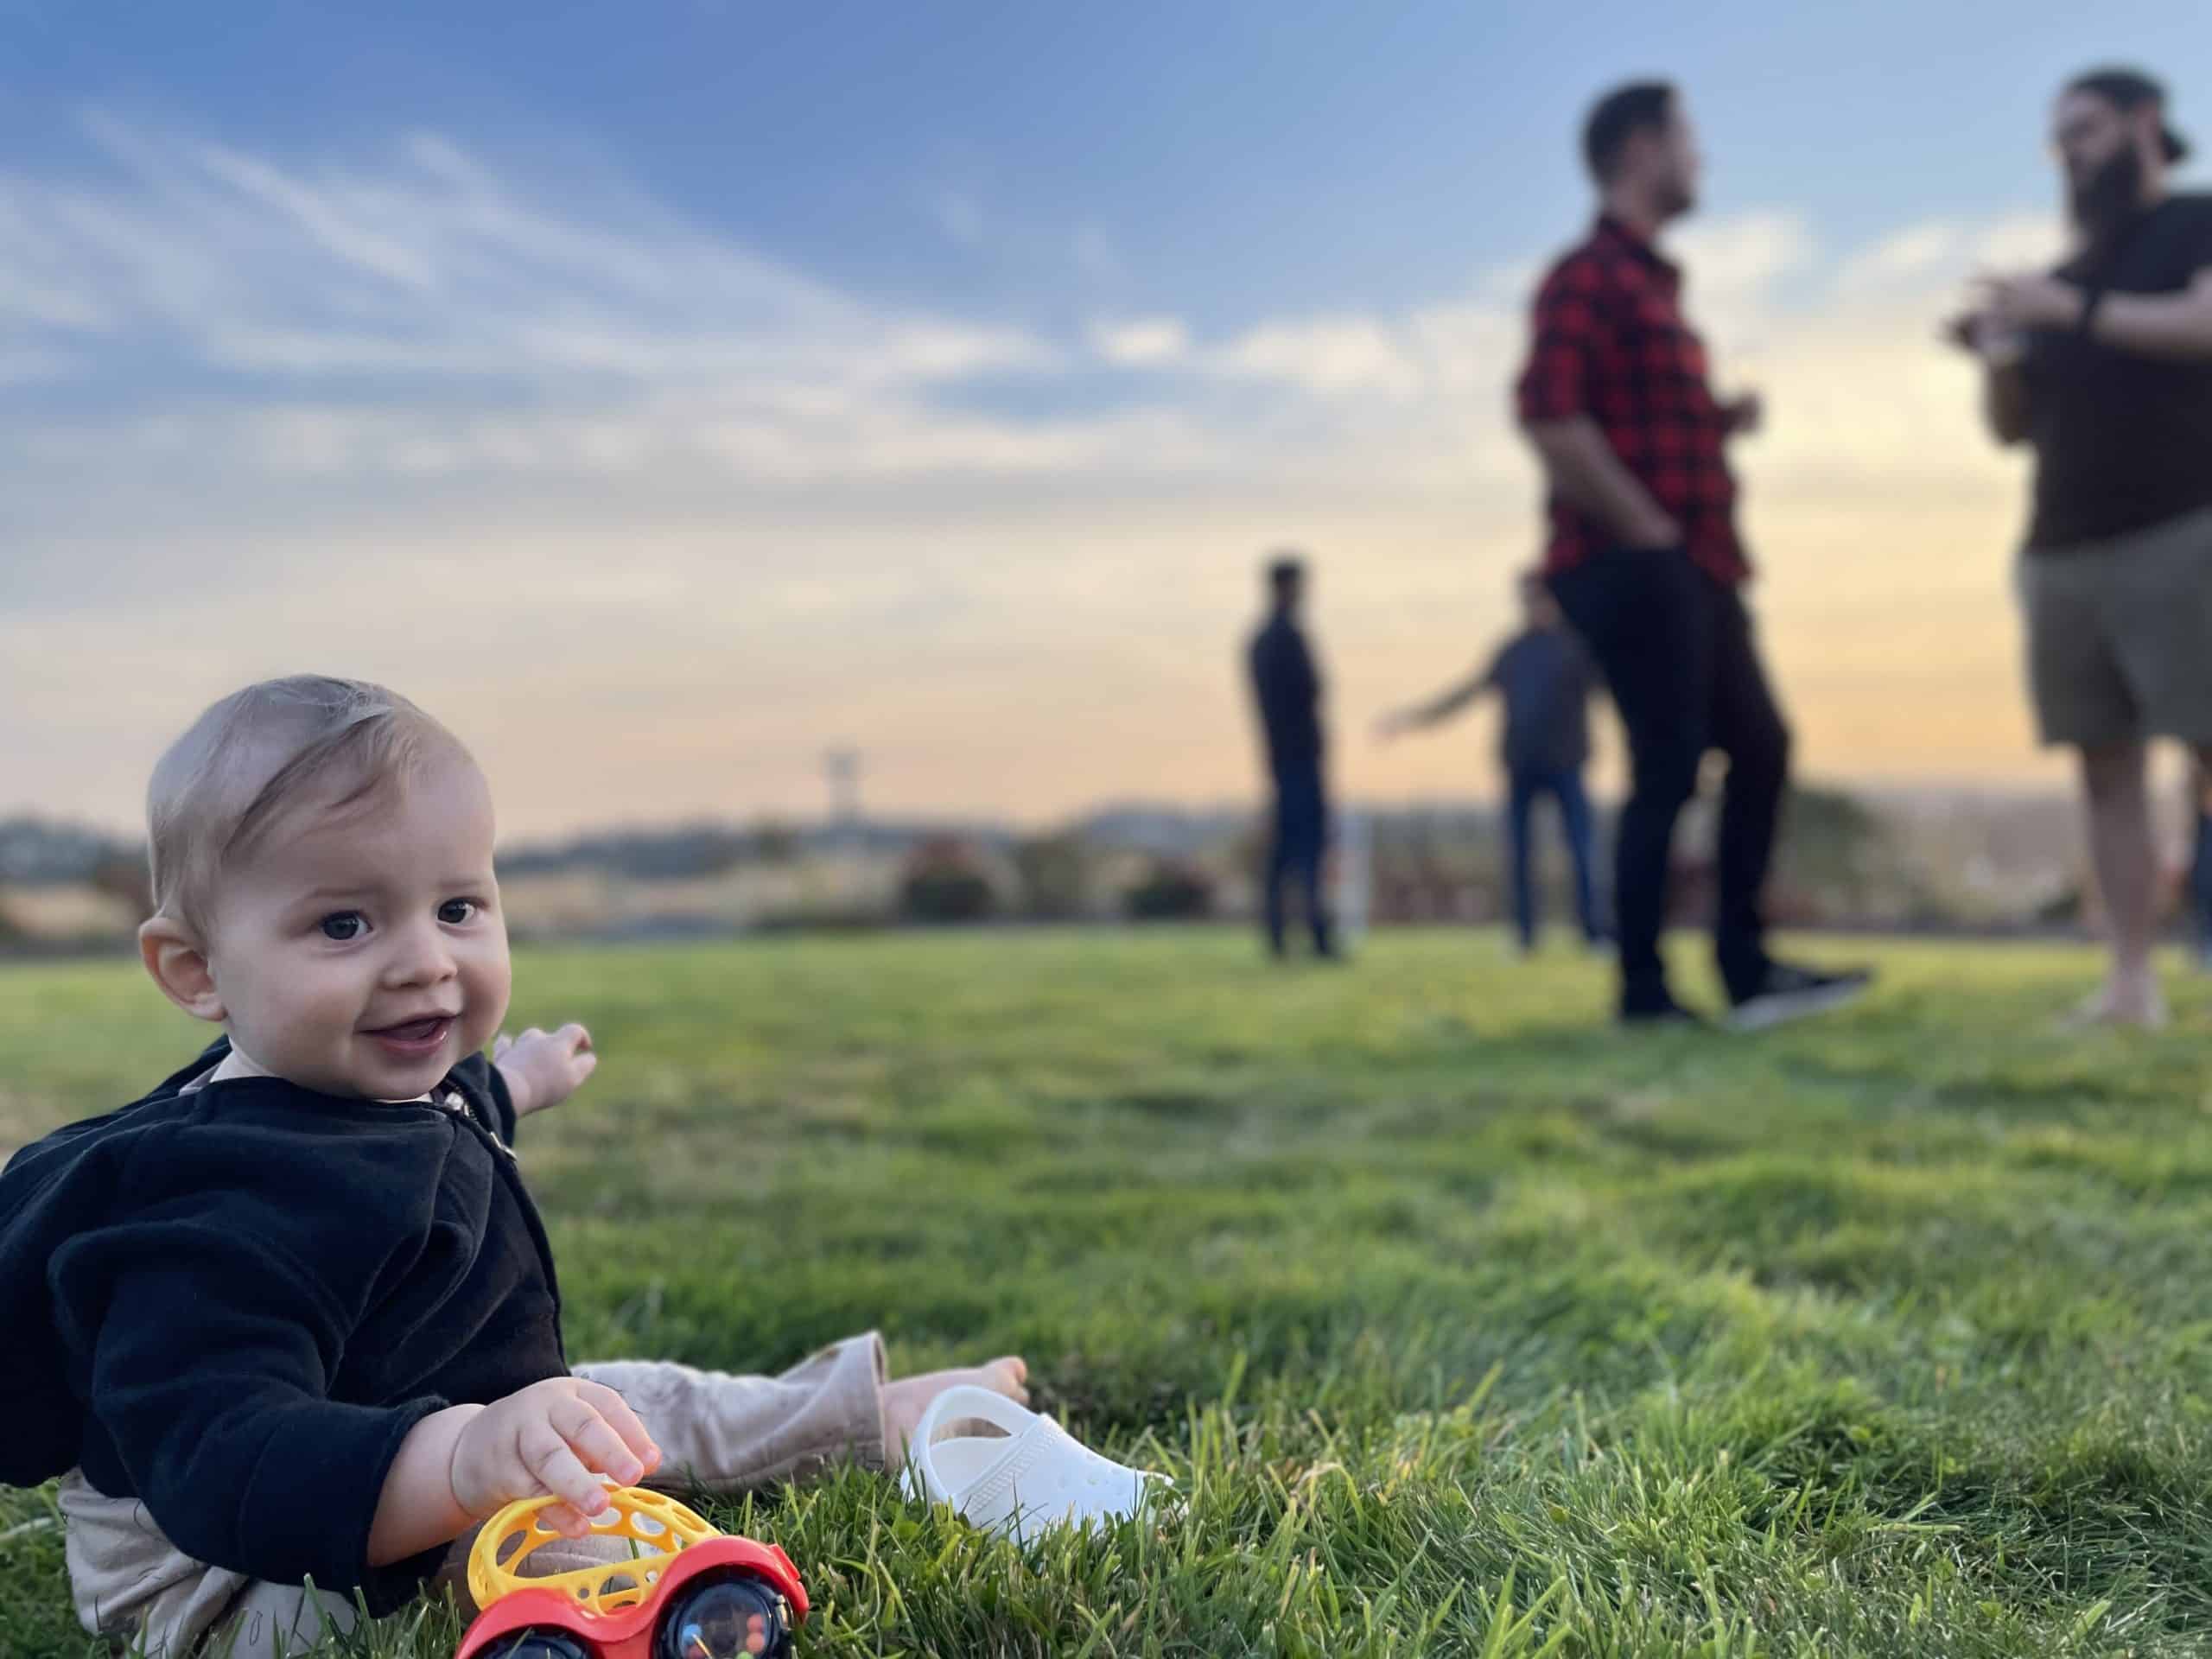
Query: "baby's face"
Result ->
[[203, 752, 512, 1100]]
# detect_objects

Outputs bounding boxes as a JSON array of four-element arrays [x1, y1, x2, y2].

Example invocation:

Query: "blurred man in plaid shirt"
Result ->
[[1516, 80, 1869, 1030]]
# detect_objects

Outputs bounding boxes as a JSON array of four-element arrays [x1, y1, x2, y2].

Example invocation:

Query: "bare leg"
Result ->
[[2077, 741, 2165, 1025], [2191, 747, 2212, 971], [882, 1357, 1029, 1470]]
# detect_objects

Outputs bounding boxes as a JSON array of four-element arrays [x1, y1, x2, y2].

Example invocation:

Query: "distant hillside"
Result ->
[[496, 817, 1016, 880], [496, 803, 1275, 878], [0, 781, 2110, 949], [4, 787, 2086, 887]]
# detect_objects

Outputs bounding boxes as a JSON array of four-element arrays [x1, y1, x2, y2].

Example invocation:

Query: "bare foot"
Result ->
[[882, 1356, 1029, 1470], [2063, 982, 2170, 1030]]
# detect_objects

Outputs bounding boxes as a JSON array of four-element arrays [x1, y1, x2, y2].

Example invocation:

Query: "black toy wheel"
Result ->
[[481, 1630, 594, 1659], [654, 1568, 798, 1659]]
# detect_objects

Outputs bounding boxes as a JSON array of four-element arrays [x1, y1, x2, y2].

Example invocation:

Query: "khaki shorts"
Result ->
[[2018, 505, 2212, 749]]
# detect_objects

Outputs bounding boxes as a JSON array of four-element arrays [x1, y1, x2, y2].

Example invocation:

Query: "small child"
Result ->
[[1376, 568, 1607, 952], [0, 677, 1027, 1658]]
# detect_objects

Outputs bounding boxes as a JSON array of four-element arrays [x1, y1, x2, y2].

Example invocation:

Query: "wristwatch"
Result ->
[[2076, 284, 2107, 341]]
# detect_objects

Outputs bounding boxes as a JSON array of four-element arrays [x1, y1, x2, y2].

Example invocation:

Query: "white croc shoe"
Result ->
[[900, 1384, 1169, 1541]]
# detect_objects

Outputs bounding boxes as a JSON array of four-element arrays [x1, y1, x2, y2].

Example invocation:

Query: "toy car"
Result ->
[[453, 1484, 808, 1659]]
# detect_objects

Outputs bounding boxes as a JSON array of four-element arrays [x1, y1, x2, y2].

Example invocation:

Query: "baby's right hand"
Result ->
[[450, 1376, 661, 1536], [494, 1023, 597, 1119]]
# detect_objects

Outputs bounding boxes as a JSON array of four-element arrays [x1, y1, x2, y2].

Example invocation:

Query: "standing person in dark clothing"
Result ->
[[1515, 80, 1869, 1029], [1953, 67, 2212, 1028], [1378, 569, 1606, 952], [1247, 552, 1337, 958]]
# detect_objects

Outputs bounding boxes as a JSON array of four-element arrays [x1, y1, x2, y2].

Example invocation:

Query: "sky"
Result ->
[[2, 0, 2207, 838]]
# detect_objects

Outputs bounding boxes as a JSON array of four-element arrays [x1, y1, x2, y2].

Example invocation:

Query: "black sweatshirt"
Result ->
[[1248, 610, 1324, 786], [0, 1040, 568, 1613]]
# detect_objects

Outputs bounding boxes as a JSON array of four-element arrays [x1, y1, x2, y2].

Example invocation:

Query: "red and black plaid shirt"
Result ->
[[1515, 214, 1747, 586]]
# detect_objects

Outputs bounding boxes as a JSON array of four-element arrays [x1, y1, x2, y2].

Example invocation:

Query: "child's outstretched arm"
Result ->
[[368, 1376, 661, 1565], [493, 1022, 597, 1118], [1375, 662, 1495, 741]]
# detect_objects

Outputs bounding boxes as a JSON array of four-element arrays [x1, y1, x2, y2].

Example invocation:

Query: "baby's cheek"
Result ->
[[302, 963, 372, 1042], [460, 938, 512, 1048], [251, 957, 363, 1064]]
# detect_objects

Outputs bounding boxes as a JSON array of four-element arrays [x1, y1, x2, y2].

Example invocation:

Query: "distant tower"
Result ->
[[823, 748, 862, 848]]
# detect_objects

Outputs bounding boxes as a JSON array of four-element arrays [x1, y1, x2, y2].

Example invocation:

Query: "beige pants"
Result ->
[[60, 1335, 888, 1659]]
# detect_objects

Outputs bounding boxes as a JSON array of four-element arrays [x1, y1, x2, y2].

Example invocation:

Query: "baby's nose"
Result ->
[[385, 920, 458, 984]]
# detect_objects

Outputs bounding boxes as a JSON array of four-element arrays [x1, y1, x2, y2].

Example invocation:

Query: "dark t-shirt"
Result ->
[[1488, 627, 1594, 776], [2024, 194, 2212, 551], [1248, 612, 1324, 785]]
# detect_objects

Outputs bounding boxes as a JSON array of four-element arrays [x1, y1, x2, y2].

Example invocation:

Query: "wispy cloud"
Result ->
[[1669, 211, 1816, 307], [1, 114, 1098, 486], [0, 346, 75, 383], [1838, 222, 1961, 293], [1838, 213, 2064, 296], [0, 111, 2075, 830], [1088, 315, 1190, 366], [0, 111, 2050, 507], [1207, 315, 1427, 397], [921, 186, 986, 248]]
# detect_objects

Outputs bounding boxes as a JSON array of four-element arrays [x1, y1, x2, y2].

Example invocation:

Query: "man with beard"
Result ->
[[1960, 68, 2212, 1027], [1515, 80, 1869, 1027]]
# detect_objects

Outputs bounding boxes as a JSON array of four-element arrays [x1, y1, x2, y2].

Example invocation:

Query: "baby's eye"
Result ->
[[437, 899, 479, 925], [319, 912, 365, 942]]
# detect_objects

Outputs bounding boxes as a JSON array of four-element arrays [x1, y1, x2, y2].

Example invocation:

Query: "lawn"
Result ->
[[5, 929, 2212, 1657]]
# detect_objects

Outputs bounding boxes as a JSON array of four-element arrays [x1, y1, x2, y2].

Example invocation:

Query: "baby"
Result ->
[[0, 677, 1026, 1658]]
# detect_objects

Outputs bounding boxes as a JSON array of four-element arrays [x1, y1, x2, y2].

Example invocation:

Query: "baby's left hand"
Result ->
[[494, 1022, 597, 1118]]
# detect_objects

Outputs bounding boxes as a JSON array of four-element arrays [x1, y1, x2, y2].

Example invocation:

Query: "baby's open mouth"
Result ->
[[366, 1014, 455, 1052]]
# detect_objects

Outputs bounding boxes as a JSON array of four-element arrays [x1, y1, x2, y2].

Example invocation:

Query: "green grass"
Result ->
[[7, 929, 2212, 1656]]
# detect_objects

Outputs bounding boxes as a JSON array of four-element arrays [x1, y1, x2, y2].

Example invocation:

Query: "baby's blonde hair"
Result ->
[[147, 676, 471, 935]]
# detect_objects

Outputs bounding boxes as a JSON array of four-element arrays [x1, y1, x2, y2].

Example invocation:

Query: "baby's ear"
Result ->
[[138, 917, 226, 1023]]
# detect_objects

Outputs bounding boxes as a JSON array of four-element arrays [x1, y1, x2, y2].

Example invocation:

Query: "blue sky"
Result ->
[[2, 1, 2206, 833], [12, 0, 2194, 321]]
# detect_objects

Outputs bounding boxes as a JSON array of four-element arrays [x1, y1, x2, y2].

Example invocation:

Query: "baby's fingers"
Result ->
[[537, 1499, 595, 1537], [556, 1021, 594, 1056], [550, 1394, 647, 1488], [576, 1382, 659, 1473], [519, 1421, 607, 1526]]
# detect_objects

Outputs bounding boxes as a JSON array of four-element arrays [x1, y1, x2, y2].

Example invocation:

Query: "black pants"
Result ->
[[1550, 550, 1789, 1009], [1264, 776, 1333, 956]]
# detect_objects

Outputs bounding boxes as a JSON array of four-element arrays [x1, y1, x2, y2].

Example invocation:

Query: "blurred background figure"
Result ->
[[1330, 808, 1373, 953], [1247, 552, 1338, 961], [1377, 569, 1605, 954], [1515, 80, 1868, 1029], [1957, 66, 2212, 1028], [2190, 760, 2212, 971]]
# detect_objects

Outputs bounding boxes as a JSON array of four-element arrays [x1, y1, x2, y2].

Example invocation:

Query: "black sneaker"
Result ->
[[1727, 963, 1872, 1032]]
